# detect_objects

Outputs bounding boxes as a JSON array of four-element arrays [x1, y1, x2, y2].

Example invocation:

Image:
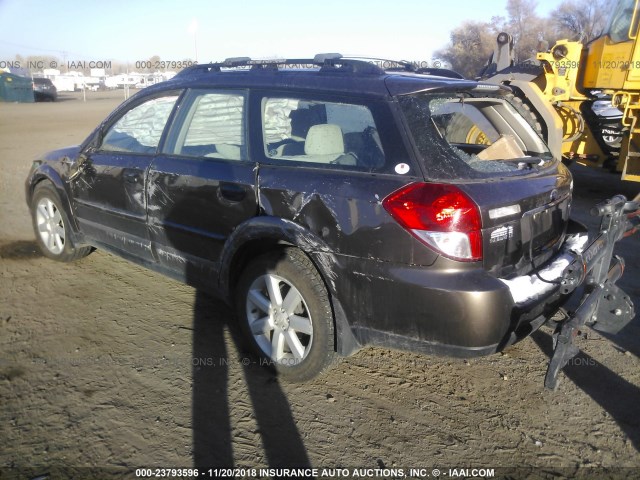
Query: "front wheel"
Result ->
[[30, 181, 91, 261], [236, 248, 336, 382]]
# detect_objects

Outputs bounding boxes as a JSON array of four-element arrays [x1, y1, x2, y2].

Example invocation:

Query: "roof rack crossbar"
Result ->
[[313, 53, 343, 63], [223, 56, 252, 67], [340, 56, 417, 72], [174, 54, 462, 78]]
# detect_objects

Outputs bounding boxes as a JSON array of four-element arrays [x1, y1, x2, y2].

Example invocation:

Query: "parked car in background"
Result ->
[[32, 77, 57, 101]]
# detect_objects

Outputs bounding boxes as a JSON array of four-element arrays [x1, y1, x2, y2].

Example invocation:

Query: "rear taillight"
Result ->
[[382, 182, 483, 261]]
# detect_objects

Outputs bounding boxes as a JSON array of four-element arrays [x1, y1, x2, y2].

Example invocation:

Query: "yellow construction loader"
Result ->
[[482, 0, 640, 190]]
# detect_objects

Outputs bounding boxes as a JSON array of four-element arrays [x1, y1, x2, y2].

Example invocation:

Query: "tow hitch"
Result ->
[[544, 195, 640, 390]]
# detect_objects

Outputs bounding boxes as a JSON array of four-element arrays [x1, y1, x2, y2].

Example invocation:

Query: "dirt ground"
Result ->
[[1, 91, 639, 479]]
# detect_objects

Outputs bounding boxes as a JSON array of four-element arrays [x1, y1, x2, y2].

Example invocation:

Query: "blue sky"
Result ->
[[0, 0, 561, 64]]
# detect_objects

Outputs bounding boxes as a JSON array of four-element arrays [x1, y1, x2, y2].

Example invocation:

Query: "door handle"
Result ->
[[219, 183, 247, 202]]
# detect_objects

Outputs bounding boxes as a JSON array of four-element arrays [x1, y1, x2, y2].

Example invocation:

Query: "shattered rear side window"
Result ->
[[399, 93, 553, 179]]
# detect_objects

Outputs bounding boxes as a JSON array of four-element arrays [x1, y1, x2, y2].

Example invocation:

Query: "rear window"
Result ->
[[399, 92, 554, 180]]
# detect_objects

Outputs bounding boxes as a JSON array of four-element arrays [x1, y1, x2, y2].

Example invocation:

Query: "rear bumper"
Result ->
[[330, 232, 595, 358], [500, 233, 589, 306]]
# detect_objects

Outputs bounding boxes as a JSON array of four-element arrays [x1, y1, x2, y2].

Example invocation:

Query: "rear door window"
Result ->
[[261, 97, 387, 170], [166, 91, 247, 161]]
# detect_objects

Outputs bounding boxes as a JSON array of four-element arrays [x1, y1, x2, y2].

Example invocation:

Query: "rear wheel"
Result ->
[[30, 182, 91, 261], [236, 248, 336, 382]]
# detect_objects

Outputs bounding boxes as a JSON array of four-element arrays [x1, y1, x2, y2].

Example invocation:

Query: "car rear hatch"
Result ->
[[462, 173, 572, 277], [396, 87, 572, 277]]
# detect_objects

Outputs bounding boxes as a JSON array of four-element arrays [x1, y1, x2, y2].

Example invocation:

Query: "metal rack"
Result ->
[[175, 53, 445, 77]]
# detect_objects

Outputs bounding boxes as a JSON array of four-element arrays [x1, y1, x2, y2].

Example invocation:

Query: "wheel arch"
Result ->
[[219, 216, 361, 356], [27, 166, 82, 238]]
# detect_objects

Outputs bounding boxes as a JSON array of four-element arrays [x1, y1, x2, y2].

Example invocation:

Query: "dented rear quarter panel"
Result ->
[[255, 164, 517, 350], [256, 165, 437, 265]]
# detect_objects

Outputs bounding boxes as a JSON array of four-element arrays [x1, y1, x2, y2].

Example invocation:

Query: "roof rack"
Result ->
[[341, 56, 417, 72], [175, 54, 391, 77], [174, 53, 463, 79]]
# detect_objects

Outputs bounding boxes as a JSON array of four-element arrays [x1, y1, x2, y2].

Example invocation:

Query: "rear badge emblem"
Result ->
[[490, 225, 514, 243]]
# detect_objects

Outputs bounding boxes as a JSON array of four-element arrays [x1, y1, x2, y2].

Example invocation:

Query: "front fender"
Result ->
[[26, 163, 82, 238]]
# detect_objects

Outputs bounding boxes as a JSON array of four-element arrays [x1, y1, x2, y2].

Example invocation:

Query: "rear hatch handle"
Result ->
[[545, 196, 639, 390]]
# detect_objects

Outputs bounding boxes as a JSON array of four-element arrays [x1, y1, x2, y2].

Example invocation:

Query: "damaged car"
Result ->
[[25, 55, 637, 388]]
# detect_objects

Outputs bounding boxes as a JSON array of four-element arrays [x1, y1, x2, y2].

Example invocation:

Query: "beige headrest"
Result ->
[[304, 124, 344, 155]]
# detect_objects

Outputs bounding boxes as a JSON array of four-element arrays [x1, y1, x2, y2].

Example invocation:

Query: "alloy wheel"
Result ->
[[245, 274, 314, 364]]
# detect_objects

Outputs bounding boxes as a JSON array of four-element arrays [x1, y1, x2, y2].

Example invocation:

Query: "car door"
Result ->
[[72, 92, 180, 260], [147, 89, 257, 281]]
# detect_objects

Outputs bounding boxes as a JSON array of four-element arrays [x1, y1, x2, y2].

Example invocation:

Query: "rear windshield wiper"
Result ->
[[492, 157, 547, 166]]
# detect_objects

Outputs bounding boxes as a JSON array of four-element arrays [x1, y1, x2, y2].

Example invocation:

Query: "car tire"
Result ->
[[30, 181, 91, 262], [445, 114, 491, 145], [236, 248, 336, 382]]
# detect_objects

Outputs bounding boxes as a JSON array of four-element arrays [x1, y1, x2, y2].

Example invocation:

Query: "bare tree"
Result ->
[[552, 0, 615, 42], [506, 0, 539, 40], [435, 21, 497, 77], [437, 0, 617, 75], [505, 0, 555, 60]]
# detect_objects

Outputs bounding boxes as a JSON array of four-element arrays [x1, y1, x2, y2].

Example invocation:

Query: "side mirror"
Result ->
[[66, 152, 90, 182], [66, 128, 102, 182]]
